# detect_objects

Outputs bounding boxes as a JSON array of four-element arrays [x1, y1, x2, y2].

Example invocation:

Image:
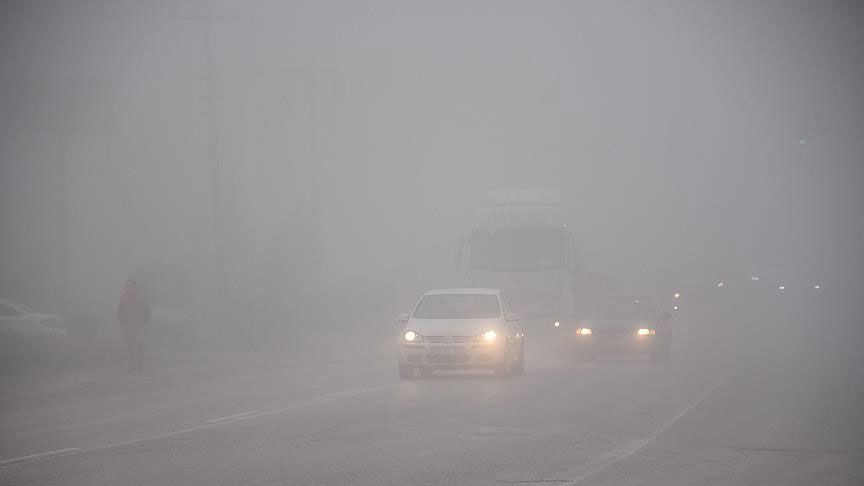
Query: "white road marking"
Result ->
[[205, 410, 260, 423], [102, 389, 171, 402], [1, 383, 399, 466], [567, 373, 731, 484], [0, 448, 80, 466]]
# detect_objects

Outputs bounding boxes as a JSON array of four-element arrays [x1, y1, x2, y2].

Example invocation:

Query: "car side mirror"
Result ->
[[505, 313, 520, 322], [397, 313, 410, 323]]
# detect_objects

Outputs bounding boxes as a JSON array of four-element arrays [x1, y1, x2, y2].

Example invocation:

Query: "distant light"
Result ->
[[637, 328, 653, 336], [751, 275, 760, 281], [673, 292, 681, 299], [717, 281, 725, 288], [778, 285, 785, 291], [799, 138, 808, 145], [813, 284, 821, 290], [673, 305, 679, 310], [554, 321, 560, 328], [634, 300, 640, 304]]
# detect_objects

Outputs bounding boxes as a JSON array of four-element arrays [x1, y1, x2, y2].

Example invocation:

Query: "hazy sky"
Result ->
[[1, 0, 862, 310]]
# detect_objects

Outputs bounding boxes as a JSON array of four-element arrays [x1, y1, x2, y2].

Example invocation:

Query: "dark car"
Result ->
[[573, 295, 671, 361]]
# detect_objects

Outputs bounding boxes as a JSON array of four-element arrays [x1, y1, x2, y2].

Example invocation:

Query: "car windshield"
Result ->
[[468, 228, 565, 271], [3, 300, 34, 314], [15, 301, 37, 314], [588, 297, 657, 319], [413, 294, 501, 319]]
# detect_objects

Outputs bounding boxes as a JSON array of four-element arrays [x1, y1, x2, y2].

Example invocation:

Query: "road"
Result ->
[[1, 300, 862, 485]]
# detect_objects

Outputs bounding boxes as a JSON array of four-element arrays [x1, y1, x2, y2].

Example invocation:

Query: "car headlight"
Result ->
[[403, 330, 422, 342], [577, 327, 592, 336], [475, 330, 497, 342], [637, 328, 655, 336]]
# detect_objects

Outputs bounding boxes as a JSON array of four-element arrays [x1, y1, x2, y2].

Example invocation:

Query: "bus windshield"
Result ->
[[468, 228, 565, 271]]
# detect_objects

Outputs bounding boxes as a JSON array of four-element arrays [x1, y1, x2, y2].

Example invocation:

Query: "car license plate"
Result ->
[[431, 347, 460, 355]]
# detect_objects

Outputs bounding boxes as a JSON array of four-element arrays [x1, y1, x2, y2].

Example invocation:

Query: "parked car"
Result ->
[[0, 298, 68, 337]]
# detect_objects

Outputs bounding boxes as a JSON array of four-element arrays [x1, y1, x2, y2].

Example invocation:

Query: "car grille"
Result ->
[[425, 335, 473, 344], [427, 354, 471, 364], [596, 335, 629, 344], [593, 327, 637, 335]]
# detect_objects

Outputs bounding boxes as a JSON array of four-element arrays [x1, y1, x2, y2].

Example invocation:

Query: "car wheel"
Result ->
[[494, 343, 513, 377], [511, 341, 525, 376], [398, 362, 414, 379]]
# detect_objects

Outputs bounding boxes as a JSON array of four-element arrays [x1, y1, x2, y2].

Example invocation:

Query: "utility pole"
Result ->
[[181, 12, 235, 329], [204, 16, 226, 327]]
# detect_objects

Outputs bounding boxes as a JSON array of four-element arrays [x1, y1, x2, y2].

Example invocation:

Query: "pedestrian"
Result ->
[[118, 278, 150, 373]]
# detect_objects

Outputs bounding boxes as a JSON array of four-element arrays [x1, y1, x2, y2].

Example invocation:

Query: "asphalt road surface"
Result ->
[[1, 301, 862, 485]]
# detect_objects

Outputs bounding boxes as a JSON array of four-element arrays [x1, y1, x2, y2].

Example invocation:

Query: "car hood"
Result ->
[[406, 318, 502, 337], [0, 313, 66, 336]]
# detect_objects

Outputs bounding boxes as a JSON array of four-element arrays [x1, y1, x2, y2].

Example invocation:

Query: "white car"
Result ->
[[397, 288, 525, 378], [0, 298, 67, 337]]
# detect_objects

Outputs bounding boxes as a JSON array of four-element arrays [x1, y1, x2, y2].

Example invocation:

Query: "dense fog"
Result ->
[[0, 1, 862, 485]]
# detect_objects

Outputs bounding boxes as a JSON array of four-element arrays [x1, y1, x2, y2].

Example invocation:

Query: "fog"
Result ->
[[1, 1, 862, 484]]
